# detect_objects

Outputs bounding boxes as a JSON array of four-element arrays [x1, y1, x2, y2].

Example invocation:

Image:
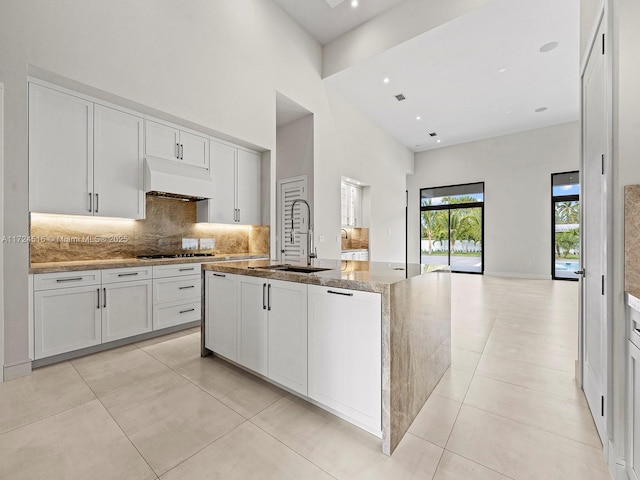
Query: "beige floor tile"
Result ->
[[102, 372, 245, 475], [70, 345, 171, 397], [482, 336, 575, 374], [447, 405, 610, 480], [251, 395, 392, 479], [160, 422, 333, 480], [433, 450, 513, 480], [493, 315, 577, 338], [450, 330, 489, 353], [141, 333, 201, 369], [432, 368, 474, 402], [0, 400, 155, 480], [475, 354, 586, 404], [134, 329, 194, 348], [489, 325, 577, 358], [177, 356, 284, 418], [0, 362, 95, 435], [408, 393, 461, 447], [451, 347, 482, 373], [464, 375, 601, 448]]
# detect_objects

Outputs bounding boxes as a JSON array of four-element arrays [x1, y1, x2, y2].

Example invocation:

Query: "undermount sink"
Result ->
[[258, 264, 333, 274]]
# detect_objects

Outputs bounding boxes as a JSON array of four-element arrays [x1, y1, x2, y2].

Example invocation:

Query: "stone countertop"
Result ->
[[341, 248, 369, 253], [30, 253, 269, 274], [202, 258, 445, 293]]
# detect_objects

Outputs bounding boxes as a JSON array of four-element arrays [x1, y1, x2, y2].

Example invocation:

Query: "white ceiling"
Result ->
[[272, 0, 405, 45], [277, 0, 580, 153]]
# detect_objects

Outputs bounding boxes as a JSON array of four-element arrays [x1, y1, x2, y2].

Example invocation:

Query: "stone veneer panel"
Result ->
[[625, 185, 640, 295], [30, 195, 269, 263]]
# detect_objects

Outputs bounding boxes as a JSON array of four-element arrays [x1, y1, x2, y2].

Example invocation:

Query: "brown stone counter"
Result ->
[[202, 258, 451, 455], [30, 253, 269, 274]]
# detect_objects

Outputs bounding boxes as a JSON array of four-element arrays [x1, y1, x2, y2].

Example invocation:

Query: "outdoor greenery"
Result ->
[[421, 196, 482, 256], [554, 201, 580, 258]]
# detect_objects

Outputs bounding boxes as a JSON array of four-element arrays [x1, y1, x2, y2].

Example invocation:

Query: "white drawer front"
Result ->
[[630, 294, 640, 313], [34, 270, 101, 291], [153, 300, 201, 330], [154, 275, 201, 303], [102, 266, 152, 284], [153, 263, 201, 278]]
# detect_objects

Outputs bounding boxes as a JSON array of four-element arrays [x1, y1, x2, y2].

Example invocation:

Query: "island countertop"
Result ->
[[202, 258, 443, 293]]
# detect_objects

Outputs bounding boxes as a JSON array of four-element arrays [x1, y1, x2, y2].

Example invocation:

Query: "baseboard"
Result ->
[[4, 359, 32, 381], [484, 271, 551, 280]]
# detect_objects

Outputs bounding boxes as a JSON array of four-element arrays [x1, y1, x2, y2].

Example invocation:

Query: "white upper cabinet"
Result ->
[[145, 119, 209, 170], [197, 140, 261, 225], [341, 181, 362, 227], [29, 82, 144, 219], [29, 83, 94, 216], [94, 105, 144, 219]]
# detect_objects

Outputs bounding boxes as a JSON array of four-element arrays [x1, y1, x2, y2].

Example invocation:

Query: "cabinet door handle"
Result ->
[[327, 290, 353, 297], [103, 288, 107, 308], [176, 143, 180, 159], [213, 273, 226, 278], [88, 193, 92, 212], [179, 267, 195, 272], [95, 193, 99, 213], [237, 209, 240, 223], [179, 285, 195, 290], [117, 272, 139, 277], [180, 144, 184, 160], [56, 277, 83, 283], [179, 308, 195, 314], [97, 288, 100, 309], [263, 283, 267, 310], [267, 283, 272, 311]]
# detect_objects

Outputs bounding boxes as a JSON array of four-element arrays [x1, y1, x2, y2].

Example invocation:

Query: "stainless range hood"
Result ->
[[144, 156, 213, 201]]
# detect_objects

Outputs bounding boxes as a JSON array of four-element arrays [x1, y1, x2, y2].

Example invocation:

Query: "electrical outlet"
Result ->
[[319, 235, 325, 243]]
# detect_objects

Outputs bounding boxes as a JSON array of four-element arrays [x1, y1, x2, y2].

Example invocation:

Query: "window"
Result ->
[[420, 182, 484, 274], [552, 171, 580, 280]]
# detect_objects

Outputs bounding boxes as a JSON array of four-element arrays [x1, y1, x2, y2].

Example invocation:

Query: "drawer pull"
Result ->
[[268, 283, 271, 311], [634, 328, 640, 334], [117, 272, 139, 277], [213, 273, 226, 278], [97, 289, 100, 309], [56, 277, 83, 283], [263, 283, 267, 310], [103, 288, 107, 308], [179, 267, 195, 272], [179, 308, 195, 314], [179, 285, 195, 290], [327, 290, 354, 297]]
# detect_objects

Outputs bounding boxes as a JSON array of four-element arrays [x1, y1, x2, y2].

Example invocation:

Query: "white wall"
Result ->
[[407, 122, 579, 278], [322, 0, 493, 77], [0, 0, 414, 370]]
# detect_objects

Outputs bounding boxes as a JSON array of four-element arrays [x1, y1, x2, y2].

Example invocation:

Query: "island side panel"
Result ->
[[388, 269, 451, 454]]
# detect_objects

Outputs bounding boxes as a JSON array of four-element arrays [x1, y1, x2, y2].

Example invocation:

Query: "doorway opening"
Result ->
[[551, 171, 580, 281], [420, 182, 484, 274]]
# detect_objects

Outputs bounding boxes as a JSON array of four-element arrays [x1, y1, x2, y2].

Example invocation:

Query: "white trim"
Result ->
[[608, 437, 631, 480], [484, 271, 550, 280], [0, 82, 4, 382], [3, 360, 32, 381]]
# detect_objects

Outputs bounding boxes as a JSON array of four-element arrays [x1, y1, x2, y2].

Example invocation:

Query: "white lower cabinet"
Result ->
[[307, 284, 382, 433], [237, 275, 269, 375], [205, 272, 239, 360], [101, 278, 152, 343], [152, 263, 202, 330], [630, 340, 640, 480], [34, 284, 102, 359]]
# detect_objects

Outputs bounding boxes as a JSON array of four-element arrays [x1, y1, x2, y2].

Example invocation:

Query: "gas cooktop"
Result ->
[[136, 253, 215, 260]]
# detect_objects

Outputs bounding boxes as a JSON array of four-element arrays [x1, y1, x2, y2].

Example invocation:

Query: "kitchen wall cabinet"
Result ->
[[152, 263, 202, 330], [206, 273, 307, 395], [33, 271, 102, 359], [205, 271, 238, 360], [341, 182, 362, 227], [145, 119, 209, 170], [307, 284, 381, 432], [197, 140, 261, 225], [29, 82, 145, 219], [101, 268, 152, 342]]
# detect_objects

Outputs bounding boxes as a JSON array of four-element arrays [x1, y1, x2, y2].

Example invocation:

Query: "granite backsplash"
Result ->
[[341, 227, 369, 251], [625, 185, 640, 294], [30, 195, 269, 263]]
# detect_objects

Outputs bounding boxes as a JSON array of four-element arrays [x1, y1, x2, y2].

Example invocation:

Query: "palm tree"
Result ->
[[555, 201, 580, 224], [421, 210, 447, 254]]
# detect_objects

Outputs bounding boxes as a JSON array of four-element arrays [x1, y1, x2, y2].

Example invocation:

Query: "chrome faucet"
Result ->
[[290, 199, 317, 266], [341, 228, 348, 239]]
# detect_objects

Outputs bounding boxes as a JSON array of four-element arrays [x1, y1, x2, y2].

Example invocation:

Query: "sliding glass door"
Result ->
[[420, 182, 484, 274], [552, 172, 580, 280]]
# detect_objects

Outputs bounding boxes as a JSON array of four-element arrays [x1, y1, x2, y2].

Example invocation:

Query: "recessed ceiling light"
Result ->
[[498, 67, 508, 73], [437, 139, 441, 143], [539, 41, 559, 53], [535, 107, 548, 113], [351, 0, 358, 7], [383, 77, 389, 84], [416, 116, 421, 120]]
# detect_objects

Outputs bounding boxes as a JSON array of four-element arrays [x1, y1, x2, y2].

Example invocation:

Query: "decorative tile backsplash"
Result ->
[[625, 185, 640, 294], [30, 195, 269, 263]]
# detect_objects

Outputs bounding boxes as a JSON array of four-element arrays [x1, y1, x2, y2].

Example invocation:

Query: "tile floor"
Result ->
[[0, 275, 611, 479]]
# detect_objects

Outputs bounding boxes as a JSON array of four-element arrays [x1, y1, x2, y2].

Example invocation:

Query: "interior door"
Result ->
[[279, 177, 307, 262], [581, 17, 607, 442]]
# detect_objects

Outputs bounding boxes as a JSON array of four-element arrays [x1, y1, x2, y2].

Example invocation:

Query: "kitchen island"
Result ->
[[201, 259, 451, 455]]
